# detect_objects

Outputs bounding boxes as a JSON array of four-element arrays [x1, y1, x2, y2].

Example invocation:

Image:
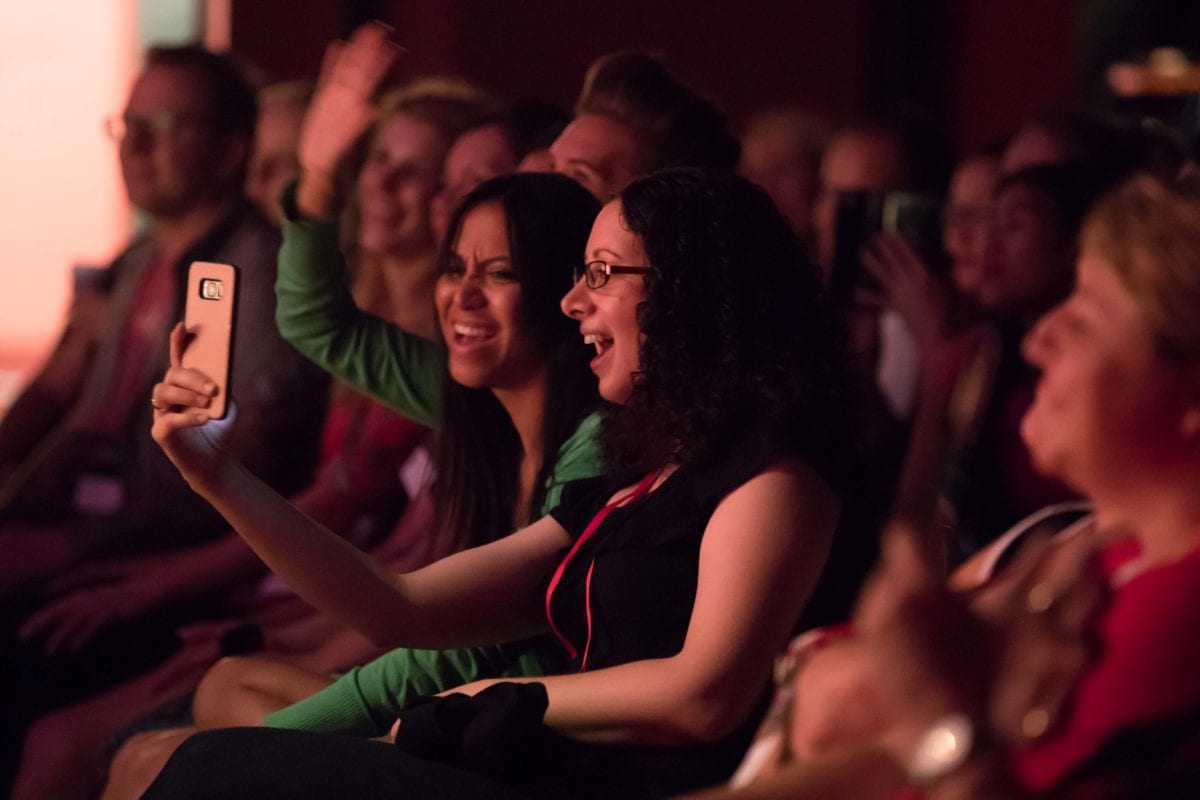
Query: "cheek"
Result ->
[[355, 170, 377, 205], [434, 281, 455, 319], [618, 312, 643, 368], [494, 291, 524, 337]]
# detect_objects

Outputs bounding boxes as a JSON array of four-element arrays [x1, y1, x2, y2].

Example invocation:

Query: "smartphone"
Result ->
[[182, 261, 239, 420], [831, 190, 944, 303]]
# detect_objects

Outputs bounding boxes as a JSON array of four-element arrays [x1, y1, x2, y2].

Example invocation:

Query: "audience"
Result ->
[[738, 106, 831, 250], [98, 25, 608, 792], [0, 46, 330, 795], [5, 16, 1200, 800], [550, 50, 740, 200], [131, 24, 760, 771], [812, 116, 955, 441], [946, 164, 1116, 558], [430, 101, 570, 241], [942, 151, 1003, 302], [689, 173, 1200, 800], [7, 68, 444, 797], [125, 166, 859, 799], [244, 80, 313, 226]]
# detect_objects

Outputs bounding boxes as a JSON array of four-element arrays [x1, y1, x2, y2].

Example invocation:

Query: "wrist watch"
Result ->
[[906, 712, 976, 785]]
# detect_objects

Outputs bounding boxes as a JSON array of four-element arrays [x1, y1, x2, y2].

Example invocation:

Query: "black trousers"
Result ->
[[141, 727, 533, 800]]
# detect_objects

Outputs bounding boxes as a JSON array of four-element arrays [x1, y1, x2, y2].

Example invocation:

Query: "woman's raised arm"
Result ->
[[151, 326, 567, 650], [295, 22, 399, 220]]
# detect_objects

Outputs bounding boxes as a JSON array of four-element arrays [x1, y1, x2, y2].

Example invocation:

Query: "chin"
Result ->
[[599, 380, 633, 406], [447, 364, 489, 390]]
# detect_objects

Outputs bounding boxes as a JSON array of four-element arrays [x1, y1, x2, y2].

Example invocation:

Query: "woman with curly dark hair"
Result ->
[[140, 167, 864, 799]]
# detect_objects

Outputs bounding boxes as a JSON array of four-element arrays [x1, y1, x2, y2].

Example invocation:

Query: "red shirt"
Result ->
[[1013, 537, 1200, 790]]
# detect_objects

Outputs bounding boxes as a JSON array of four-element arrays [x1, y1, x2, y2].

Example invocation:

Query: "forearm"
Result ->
[[172, 443, 561, 651], [157, 534, 269, 602], [187, 455, 416, 646], [890, 385, 954, 573], [296, 170, 337, 221], [460, 654, 766, 746], [0, 383, 68, 475], [276, 187, 442, 426]]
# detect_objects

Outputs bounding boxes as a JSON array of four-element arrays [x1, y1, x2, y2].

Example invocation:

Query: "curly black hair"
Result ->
[[603, 168, 854, 480]]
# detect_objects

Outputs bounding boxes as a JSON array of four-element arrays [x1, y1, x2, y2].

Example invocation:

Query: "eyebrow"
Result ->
[[587, 247, 625, 262], [454, 253, 513, 269], [1071, 282, 1124, 321], [563, 157, 603, 175]]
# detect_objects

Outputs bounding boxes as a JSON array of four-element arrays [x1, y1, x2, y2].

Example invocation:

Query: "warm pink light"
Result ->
[[0, 2, 136, 408]]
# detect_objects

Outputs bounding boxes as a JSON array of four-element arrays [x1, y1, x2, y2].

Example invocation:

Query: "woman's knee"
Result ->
[[192, 655, 264, 728], [102, 727, 194, 800]]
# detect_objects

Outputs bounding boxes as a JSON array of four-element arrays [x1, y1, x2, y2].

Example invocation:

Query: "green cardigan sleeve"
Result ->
[[275, 183, 443, 428], [262, 412, 606, 736], [539, 411, 603, 512], [263, 641, 563, 737]]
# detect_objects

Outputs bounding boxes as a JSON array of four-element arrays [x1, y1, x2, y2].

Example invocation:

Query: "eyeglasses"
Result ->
[[103, 112, 204, 143], [574, 260, 651, 289]]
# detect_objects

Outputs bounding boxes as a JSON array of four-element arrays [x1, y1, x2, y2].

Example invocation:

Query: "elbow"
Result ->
[[667, 685, 758, 744]]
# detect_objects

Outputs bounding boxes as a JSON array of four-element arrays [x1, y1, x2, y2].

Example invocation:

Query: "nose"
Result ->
[[454, 273, 487, 311], [1022, 304, 1060, 367], [560, 274, 590, 320], [379, 166, 405, 192]]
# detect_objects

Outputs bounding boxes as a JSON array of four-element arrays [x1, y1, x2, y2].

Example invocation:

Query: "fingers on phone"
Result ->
[[156, 368, 217, 411], [168, 322, 199, 367]]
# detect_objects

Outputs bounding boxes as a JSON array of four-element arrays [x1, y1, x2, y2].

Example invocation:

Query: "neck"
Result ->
[[1094, 472, 1200, 567], [381, 251, 439, 340], [493, 371, 549, 519], [148, 197, 229, 265]]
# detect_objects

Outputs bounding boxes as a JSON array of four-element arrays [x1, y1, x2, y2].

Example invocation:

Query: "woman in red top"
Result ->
[[690, 174, 1200, 799]]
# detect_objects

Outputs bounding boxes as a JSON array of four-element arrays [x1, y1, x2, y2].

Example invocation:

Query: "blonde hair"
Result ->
[[1082, 174, 1200, 363], [574, 52, 739, 173], [378, 77, 498, 146], [341, 77, 498, 310]]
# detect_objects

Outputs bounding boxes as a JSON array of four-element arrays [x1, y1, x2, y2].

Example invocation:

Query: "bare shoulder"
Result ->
[[713, 457, 841, 530]]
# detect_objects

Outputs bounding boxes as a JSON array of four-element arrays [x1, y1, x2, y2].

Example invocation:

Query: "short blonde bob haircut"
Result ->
[[1081, 174, 1200, 364]]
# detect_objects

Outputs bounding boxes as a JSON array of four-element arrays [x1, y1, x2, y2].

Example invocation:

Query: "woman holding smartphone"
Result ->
[[138, 167, 861, 798]]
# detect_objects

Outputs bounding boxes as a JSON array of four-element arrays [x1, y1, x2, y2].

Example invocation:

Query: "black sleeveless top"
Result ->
[[533, 419, 872, 798]]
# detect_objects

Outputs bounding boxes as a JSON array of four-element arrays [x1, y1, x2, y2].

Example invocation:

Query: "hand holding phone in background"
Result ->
[[835, 191, 954, 353], [860, 233, 954, 353]]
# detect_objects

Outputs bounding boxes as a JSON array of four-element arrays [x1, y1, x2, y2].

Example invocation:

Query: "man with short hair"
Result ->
[[0, 45, 326, 619]]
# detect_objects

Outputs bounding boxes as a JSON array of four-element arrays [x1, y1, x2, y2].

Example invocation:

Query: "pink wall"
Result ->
[[0, 2, 137, 408]]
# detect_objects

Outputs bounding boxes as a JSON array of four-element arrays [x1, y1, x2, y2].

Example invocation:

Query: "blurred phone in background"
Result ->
[[182, 261, 239, 420], [831, 190, 944, 303]]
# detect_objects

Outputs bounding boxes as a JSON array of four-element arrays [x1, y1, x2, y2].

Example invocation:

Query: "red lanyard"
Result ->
[[545, 469, 661, 671]]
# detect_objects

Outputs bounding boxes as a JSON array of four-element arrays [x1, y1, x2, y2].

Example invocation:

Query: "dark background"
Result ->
[[230, 0, 1200, 150]]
